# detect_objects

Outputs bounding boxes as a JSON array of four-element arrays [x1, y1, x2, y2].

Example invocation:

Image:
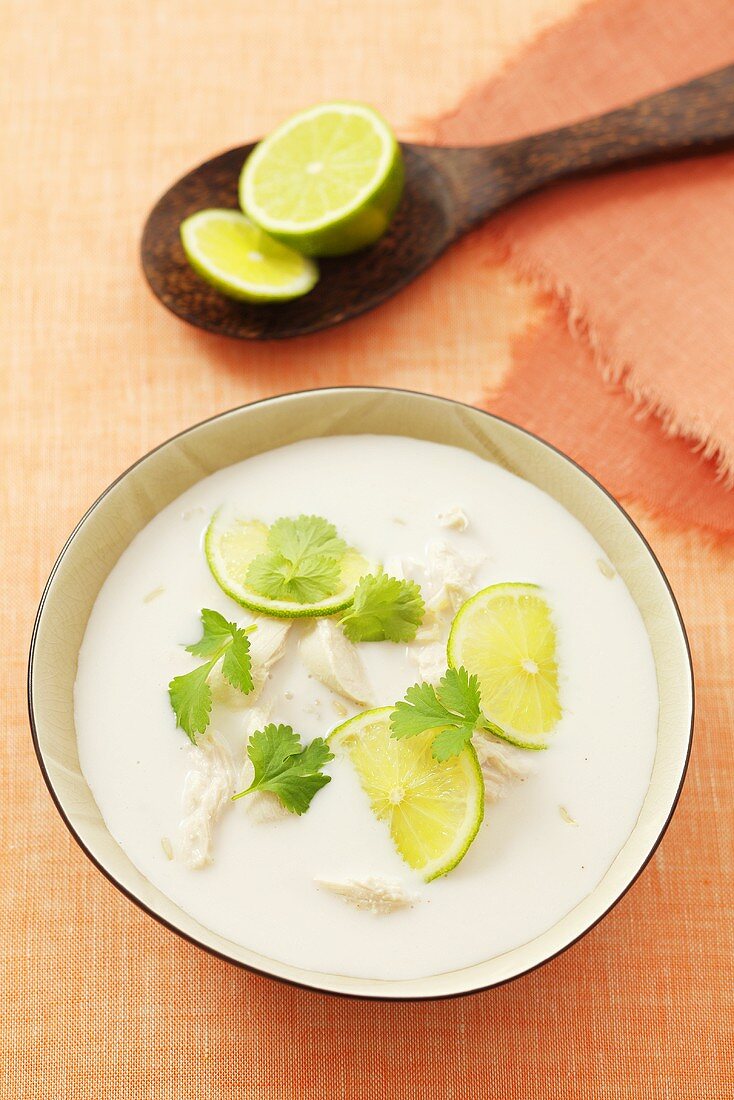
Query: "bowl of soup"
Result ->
[[28, 387, 693, 998]]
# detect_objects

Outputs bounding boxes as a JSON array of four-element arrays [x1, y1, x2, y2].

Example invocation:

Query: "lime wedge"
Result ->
[[180, 209, 318, 302], [330, 708, 484, 882], [448, 583, 561, 749], [205, 511, 371, 618], [240, 102, 404, 256]]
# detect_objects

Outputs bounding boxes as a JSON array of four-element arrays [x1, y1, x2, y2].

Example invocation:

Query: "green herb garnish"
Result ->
[[169, 608, 254, 742], [390, 666, 506, 761], [340, 572, 425, 642], [245, 515, 347, 603], [232, 724, 334, 814]]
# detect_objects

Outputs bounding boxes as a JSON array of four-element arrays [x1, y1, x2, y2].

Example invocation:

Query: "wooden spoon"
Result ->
[[141, 65, 734, 340]]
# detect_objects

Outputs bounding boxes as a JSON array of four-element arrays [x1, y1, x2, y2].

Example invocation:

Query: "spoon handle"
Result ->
[[455, 64, 734, 230]]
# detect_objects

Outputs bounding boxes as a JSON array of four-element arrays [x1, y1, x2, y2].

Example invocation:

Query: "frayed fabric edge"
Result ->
[[482, 227, 734, 489]]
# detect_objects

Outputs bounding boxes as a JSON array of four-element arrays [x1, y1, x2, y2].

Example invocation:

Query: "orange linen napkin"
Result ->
[[493, 303, 734, 534], [427, 0, 734, 529]]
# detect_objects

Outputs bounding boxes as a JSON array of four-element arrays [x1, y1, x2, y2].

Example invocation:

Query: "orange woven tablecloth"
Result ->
[[2, 2, 732, 1097]]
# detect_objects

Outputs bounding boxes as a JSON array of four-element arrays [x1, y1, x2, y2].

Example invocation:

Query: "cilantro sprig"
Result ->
[[169, 609, 254, 743], [245, 515, 347, 603], [232, 724, 334, 815], [390, 666, 507, 762], [340, 572, 425, 643]]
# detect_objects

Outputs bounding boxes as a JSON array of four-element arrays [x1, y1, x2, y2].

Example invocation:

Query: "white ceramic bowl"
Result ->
[[28, 388, 693, 999]]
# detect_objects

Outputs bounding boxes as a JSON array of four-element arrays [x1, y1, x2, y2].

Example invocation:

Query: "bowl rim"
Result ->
[[27, 385, 694, 1000]]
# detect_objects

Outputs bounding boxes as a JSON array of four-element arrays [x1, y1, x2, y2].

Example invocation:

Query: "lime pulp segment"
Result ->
[[448, 583, 562, 749], [180, 209, 318, 302], [330, 708, 484, 881]]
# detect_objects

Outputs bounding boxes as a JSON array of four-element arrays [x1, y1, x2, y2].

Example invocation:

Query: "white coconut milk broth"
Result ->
[[75, 435, 658, 980]]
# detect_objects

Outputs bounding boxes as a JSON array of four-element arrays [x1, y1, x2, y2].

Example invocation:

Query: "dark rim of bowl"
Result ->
[[27, 386, 694, 1002]]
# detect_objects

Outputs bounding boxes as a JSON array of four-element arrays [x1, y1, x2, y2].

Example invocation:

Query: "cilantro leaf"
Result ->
[[431, 724, 477, 762], [186, 608, 240, 659], [390, 666, 484, 761], [169, 609, 254, 742], [221, 628, 254, 694], [168, 664, 213, 742], [246, 722, 302, 772], [391, 681, 452, 738], [340, 573, 425, 643], [246, 550, 341, 603], [262, 765, 331, 816], [268, 515, 346, 561], [232, 724, 334, 815], [245, 514, 347, 603], [434, 665, 481, 723]]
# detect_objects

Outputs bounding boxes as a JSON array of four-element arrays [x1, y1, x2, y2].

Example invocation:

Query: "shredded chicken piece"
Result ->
[[414, 641, 449, 686], [241, 786, 288, 825], [315, 875, 416, 914], [425, 541, 482, 613], [472, 735, 533, 803], [383, 556, 414, 582], [240, 701, 273, 741], [178, 731, 237, 869], [407, 542, 483, 647], [401, 541, 483, 680], [437, 506, 469, 531], [391, 555, 422, 585], [209, 617, 291, 707], [299, 618, 372, 705]]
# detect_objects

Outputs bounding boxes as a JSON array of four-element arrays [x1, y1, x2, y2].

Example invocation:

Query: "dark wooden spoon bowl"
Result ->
[[142, 144, 455, 340], [141, 65, 734, 340]]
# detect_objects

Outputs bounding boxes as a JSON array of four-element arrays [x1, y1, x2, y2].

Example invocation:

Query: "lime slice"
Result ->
[[180, 209, 318, 302], [205, 512, 371, 618], [330, 708, 484, 882], [240, 102, 404, 256], [448, 583, 561, 750]]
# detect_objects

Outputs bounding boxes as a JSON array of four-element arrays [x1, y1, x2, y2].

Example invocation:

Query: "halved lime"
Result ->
[[180, 209, 318, 302], [239, 102, 404, 256], [330, 708, 484, 882], [205, 511, 371, 618], [448, 583, 561, 750]]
